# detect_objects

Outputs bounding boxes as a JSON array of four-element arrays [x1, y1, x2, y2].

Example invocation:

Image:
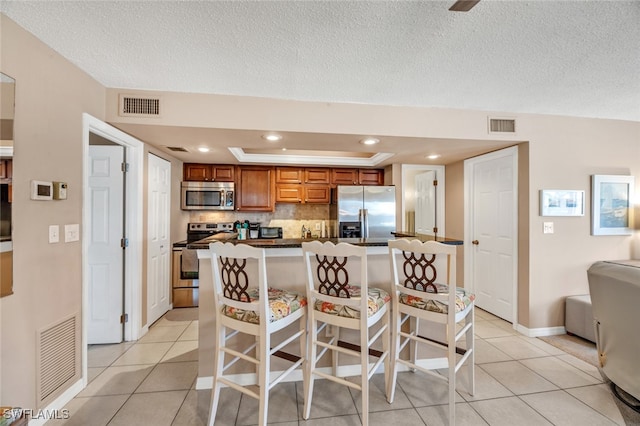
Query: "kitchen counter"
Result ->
[[391, 231, 463, 245], [187, 233, 462, 250], [186, 236, 393, 250]]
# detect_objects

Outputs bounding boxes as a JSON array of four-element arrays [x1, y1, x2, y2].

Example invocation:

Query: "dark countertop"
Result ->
[[391, 231, 463, 245], [185, 232, 462, 249]]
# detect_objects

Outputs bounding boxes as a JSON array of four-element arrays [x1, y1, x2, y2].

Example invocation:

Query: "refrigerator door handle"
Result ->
[[362, 209, 368, 238]]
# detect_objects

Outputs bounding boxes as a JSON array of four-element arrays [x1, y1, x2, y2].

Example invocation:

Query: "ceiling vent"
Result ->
[[488, 117, 516, 134], [119, 94, 161, 117], [166, 146, 188, 152]]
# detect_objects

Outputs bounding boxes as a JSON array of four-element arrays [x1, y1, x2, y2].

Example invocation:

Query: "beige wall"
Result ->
[[0, 15, 187, 408], [0, 15, 106, 408]]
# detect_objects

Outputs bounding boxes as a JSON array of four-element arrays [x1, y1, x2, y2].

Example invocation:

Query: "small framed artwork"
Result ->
[[591, 175, 635, 235], [539, 190, 585, 216]]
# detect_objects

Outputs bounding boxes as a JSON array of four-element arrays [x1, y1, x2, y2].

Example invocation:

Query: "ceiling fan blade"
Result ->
[[449, 0, 480, 12]]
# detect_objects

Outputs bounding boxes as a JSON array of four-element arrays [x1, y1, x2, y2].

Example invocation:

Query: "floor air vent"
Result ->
[[119, 94, 161, 117], [488, 117, 516, 134], [36, 313, 81, 407]]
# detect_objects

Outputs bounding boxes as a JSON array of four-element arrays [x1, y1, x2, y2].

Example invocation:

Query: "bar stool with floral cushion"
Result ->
[[207, 242, 307, 426], [388, 239, 475, 425], [301, 241, 391, 425]]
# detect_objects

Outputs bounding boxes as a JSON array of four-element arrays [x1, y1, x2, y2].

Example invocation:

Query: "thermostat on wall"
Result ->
[[53, 181, 68, 200], [31, 180, 53, 200]]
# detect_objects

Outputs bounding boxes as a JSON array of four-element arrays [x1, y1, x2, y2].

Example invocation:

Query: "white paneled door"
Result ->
[[465, 147, 518, 323], [147, 153, 171, 326], [88, 145, 125, 344], [415, 170, 437, 236]]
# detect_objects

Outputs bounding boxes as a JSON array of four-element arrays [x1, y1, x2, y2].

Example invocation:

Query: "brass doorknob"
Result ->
[[472, 240, 479, 245]]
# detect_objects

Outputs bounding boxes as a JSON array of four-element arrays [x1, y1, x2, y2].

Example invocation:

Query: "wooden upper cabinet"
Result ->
[[183, 163, 234, 182], [331, 168, 383, 185], [304, 185, 331, 203], [276, 167, 303, 184], [236, 166, 275, 212], [0, 159, 11, 180], [212, 165, 234, 181], [358, 169, 384, 185], [331, 168, 358, 185], [275, 184, 303, 203], [304, 168, 330, 184]]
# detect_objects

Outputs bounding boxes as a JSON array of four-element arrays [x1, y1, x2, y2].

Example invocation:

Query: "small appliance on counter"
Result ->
[[233, 220, 250, 240], [259, 226, 283, 239], [249, 222, 260, 239]]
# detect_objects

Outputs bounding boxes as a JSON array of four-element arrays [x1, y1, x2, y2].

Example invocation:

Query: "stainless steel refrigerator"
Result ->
[[331, 185, 396, 238]]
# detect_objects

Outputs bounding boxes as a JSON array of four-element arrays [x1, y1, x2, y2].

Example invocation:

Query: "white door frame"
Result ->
[[82, 113, 144, 386], [464, 146, 518, 325]]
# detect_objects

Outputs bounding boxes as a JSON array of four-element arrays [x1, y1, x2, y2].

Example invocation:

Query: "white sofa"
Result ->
[[587, 260, 640, 402]]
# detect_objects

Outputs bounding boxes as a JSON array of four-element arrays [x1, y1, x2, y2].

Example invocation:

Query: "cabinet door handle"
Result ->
[[472, 240, 479, 245]]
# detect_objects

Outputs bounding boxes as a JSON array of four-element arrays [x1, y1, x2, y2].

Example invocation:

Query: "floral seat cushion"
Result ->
[[399, 283, 475, 314], [315, 285, 390, 319], [222, 287, 307, 324]]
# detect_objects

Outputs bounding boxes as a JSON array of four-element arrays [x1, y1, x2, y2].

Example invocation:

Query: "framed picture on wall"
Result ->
[[539, 190, 585, 216], [591, 175, 635, 235]]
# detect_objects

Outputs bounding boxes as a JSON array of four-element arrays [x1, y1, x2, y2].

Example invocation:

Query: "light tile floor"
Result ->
[[46, 307, 631, 425]]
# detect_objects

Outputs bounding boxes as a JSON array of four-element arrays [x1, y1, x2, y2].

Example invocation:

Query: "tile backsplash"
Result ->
[[189, 204, 337, 238]]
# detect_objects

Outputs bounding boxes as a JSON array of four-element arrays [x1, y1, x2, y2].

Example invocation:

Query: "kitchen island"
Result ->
[[192, 234, 462, 390]]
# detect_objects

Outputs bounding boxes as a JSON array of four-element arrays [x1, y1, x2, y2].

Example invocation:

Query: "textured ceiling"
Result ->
[[2, 0, 639, 164]]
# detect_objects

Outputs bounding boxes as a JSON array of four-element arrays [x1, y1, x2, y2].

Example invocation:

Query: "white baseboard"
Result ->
[[516, 324, 566, 337], [27, 379, 84, 426]]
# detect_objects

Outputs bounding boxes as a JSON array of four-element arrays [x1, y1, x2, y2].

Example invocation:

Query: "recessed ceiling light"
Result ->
[[426, 154, 441, 160], [198, 147, 210, 153], [282, 147, 287, 151], [360, 137, 379, 145], [262, 133, 282, 142]]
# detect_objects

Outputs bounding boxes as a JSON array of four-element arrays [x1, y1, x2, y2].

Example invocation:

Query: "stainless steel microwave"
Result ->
[[181, 181, 234, 210]]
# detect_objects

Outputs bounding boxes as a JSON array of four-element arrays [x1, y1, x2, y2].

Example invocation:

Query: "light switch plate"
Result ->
[[543, 222, 554, 234], [65, 224, 80, 242], [49, 225, 59, 243]]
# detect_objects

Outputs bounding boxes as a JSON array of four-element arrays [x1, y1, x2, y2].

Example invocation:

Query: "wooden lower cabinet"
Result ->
[[173, 287, 199, 308]]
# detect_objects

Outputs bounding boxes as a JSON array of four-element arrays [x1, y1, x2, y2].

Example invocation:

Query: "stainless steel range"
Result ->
[[172, 222, 234, 308], [186, 222, 235, 243]]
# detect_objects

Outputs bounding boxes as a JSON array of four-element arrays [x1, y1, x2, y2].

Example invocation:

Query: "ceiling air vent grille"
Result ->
[[119, 94, 161, 117], [166, 146, 188, 152], [488, 117, 516, 134]]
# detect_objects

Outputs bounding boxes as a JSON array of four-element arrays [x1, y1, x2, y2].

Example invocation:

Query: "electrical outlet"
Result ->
[[543, 222, 554, 234], [315, 223, 321, 231], [49, 225, 59, 243], [65, 224, 80, 242]]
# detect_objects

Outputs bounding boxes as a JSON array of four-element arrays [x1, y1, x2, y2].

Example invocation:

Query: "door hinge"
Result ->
[[121, 238, 129, 249], [433, 227, 438, 234], [120, 313, 129, 324], [121, 162, 130, 173], [433, 180, 438, 186]]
